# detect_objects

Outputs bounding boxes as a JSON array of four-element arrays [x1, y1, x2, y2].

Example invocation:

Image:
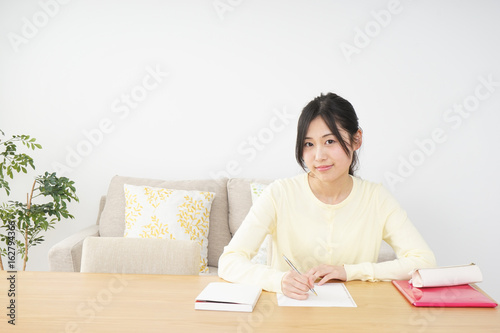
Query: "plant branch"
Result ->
[[22, 179, 36, 271], [23, 224, 28, 271], [28, 179, 36, 209]]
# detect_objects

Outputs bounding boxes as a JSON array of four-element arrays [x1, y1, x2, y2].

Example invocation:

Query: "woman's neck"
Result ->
[[308, 173, 353, 205]]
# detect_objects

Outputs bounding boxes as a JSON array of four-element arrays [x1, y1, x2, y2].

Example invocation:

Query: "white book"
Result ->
[[195, 282, 262, 312]]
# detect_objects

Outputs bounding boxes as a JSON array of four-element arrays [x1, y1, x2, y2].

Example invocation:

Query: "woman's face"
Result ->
[[302, 116, 361, 184]]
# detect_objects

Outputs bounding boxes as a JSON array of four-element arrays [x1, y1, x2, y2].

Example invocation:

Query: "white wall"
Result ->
[[1, 0, 499, 302]]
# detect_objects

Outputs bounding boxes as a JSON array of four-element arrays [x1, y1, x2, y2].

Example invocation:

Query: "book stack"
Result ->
[[393, 264, 497, 307]]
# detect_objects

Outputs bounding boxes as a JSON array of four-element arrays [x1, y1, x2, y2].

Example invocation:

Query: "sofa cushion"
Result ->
[[123, 184, 215, 273], [81, 237, 200, 275], [226, 178, 273, 236], [99, 175, 229, 268]]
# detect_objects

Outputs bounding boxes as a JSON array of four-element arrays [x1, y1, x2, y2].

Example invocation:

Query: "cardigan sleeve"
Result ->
[[218, 184, 287, 292], [344, 186, 436, 281]]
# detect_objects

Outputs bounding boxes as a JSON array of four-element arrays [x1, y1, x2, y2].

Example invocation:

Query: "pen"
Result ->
[[282, 254, 318, 296]]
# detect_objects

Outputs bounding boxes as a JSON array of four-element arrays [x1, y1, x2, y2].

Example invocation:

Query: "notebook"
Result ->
[[392, 280, 498, 308], [195, 282, 262, 312], [277, 283, 357, 307]]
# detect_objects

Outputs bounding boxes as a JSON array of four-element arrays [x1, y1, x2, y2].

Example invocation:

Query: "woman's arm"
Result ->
[[345, 186, 436, 281], [218, 186, 287, 292], [306, 185, 436, 283]]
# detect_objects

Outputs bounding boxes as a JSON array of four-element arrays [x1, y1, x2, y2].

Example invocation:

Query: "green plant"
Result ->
[[0, 130, 78, 270]]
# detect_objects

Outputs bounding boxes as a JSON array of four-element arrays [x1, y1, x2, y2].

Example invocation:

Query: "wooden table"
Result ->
[[1, 271, 498, 332]]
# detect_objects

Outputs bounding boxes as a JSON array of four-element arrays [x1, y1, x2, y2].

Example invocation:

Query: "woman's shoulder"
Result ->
[[353, 176, 391, 197], [260, 173, 308, 197], [271, 173, 307, 189], [353, 176, 398, 206]]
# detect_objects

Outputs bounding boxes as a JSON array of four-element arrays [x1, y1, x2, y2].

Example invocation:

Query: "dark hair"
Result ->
[[295, 93, 360, 175]]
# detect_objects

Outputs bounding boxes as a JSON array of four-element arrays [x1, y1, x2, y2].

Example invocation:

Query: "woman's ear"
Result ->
[[352, 129, 363, 151]]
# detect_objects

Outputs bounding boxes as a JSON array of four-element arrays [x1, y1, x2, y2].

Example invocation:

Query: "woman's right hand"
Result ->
[[281, 270, 315, 300]]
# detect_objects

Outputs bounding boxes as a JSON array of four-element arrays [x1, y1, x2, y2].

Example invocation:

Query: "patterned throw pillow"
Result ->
[[250, 182, 272, 265], [123, 184, 215, 273]]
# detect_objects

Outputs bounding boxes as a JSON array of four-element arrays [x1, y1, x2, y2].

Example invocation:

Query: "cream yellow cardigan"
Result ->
[[218, 173, 436, 293]]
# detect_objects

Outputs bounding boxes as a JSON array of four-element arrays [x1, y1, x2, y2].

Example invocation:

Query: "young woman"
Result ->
[[218, 93, 436, 300]]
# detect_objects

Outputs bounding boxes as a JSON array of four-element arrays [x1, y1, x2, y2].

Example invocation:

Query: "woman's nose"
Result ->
[[315, 146, 326, 161]]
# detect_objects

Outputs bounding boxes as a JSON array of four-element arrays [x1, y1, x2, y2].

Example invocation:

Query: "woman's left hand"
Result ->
[[306, 265, 347, 286]]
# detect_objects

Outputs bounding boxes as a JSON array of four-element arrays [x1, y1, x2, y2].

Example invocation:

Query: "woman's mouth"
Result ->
[[316, 165, 332, 172]]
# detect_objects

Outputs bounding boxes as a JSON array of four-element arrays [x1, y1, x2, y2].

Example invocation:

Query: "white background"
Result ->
[[1, 0, 499, 303]]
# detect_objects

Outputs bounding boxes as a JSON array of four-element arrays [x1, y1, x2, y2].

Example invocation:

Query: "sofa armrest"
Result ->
[[48, 225, 100, 272]]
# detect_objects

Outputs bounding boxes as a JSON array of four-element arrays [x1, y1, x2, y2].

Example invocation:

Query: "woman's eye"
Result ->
[[326, 139, 335, 145], [304, 142, 313, 147]]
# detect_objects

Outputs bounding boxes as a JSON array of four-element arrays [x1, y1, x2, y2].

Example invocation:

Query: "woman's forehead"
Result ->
[[306, 117, 349, 139]]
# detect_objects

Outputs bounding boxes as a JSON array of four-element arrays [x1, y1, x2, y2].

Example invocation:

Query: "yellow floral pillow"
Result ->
[[123, 184, 216, 273]]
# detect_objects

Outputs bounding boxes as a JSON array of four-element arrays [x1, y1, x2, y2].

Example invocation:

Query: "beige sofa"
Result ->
[[48, 175, 396, 274]]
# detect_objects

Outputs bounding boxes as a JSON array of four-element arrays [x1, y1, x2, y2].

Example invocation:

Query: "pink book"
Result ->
[[392, 280, 498, 307]]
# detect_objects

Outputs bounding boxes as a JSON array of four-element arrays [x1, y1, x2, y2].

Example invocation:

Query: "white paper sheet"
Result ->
[[277, 283, 357, 307]]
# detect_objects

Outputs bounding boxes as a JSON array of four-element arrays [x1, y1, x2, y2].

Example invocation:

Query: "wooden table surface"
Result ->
[[1, 271, 498, 332]]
